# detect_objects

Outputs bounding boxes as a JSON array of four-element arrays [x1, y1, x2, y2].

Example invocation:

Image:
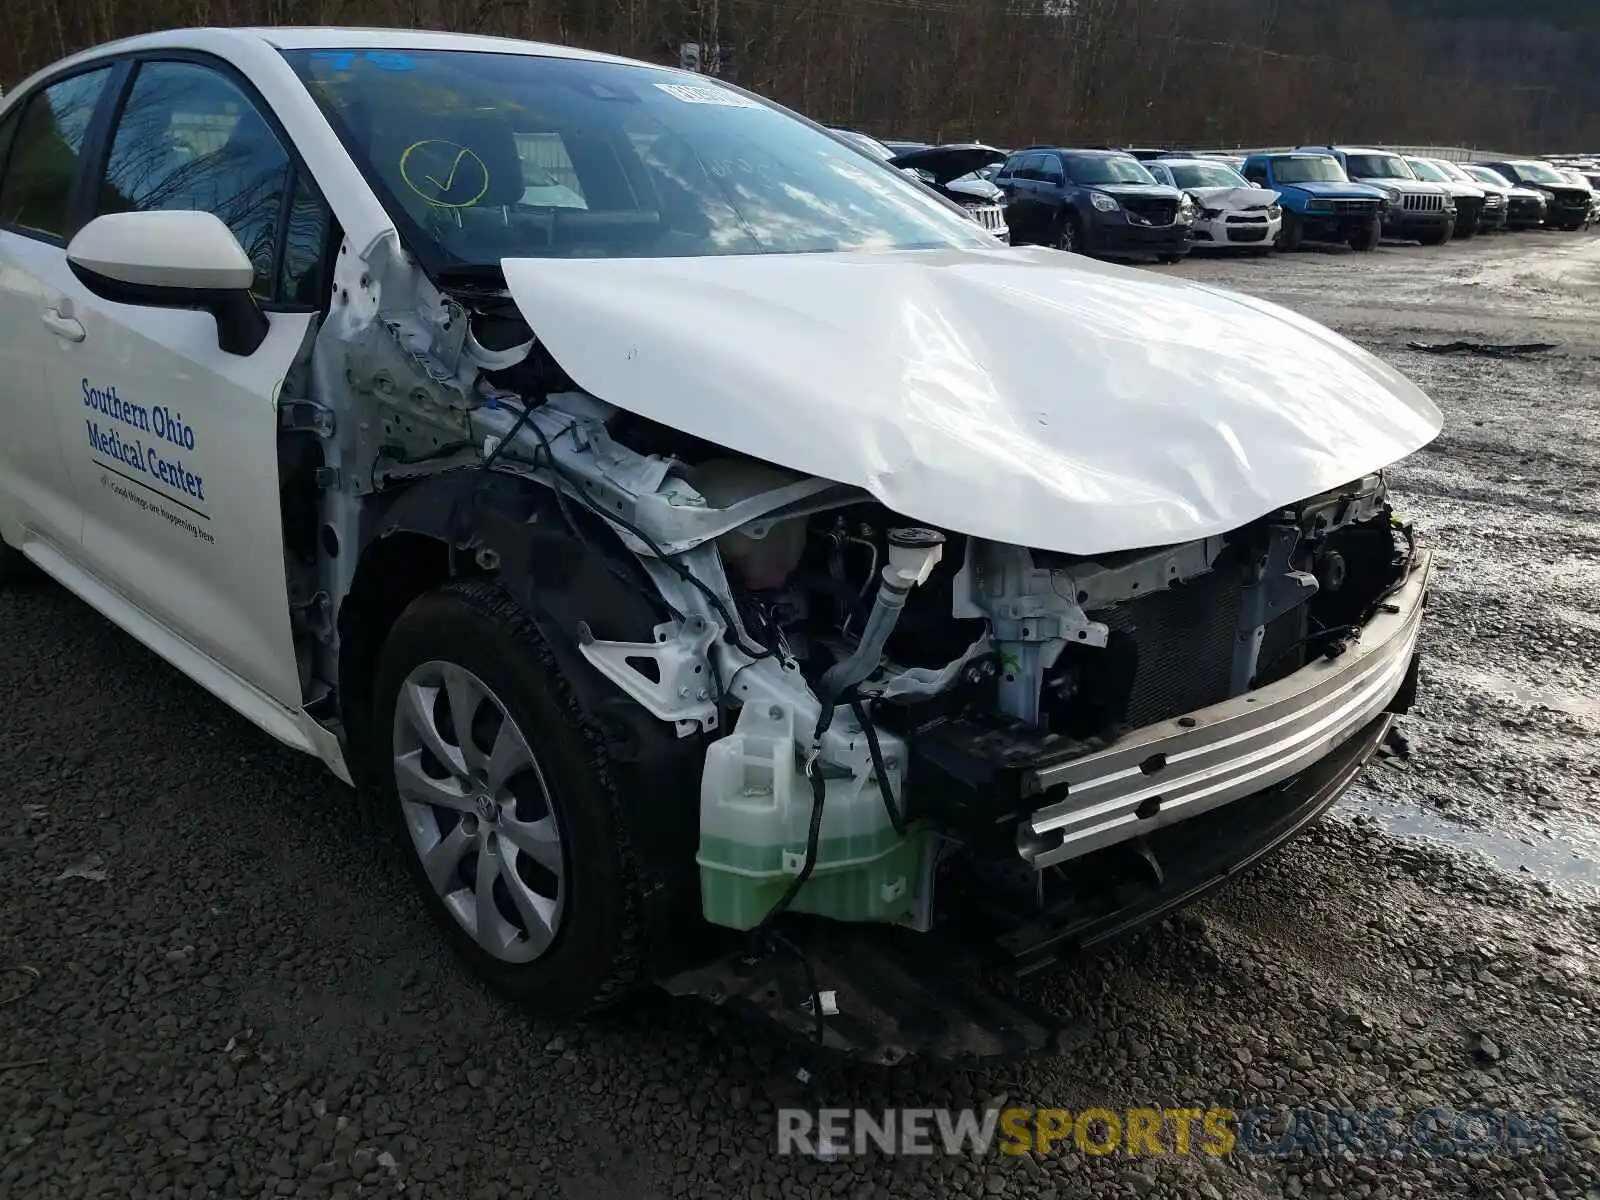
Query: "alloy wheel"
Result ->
[[392, 660, 564, 963]]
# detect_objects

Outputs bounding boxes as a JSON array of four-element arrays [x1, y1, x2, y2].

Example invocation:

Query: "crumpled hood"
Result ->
[[498, 247, 1442, 556], [1187, 185, 1280, 211]]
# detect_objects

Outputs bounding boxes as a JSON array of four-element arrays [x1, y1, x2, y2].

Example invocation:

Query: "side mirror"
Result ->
[[67, 210, 269, 357]]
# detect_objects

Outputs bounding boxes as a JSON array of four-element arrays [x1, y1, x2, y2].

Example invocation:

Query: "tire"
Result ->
[[371, 578, 642, 1013], [1454, 214, 1477, 239], [1349, 217, 1381, 252], [1278, 212, 1304, 252], [1418, 220, 1453, 246], [1053, 212, 1083, 254], [1157, 253, 1185, 264]]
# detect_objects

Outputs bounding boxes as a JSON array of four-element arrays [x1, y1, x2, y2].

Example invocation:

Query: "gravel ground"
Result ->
[[4, 231, 1600, 1200]]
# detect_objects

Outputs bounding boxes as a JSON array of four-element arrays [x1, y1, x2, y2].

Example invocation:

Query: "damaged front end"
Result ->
[[288, 229, 1435, 1064]]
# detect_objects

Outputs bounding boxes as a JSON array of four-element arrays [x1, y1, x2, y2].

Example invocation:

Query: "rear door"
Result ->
[[1007, 153, 1050, 241], [0, 65, 118, 555], [39, 55, 333, 708]]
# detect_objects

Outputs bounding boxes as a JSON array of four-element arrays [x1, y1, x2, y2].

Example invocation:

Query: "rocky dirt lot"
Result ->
[[4, 232, 1599, 1200]]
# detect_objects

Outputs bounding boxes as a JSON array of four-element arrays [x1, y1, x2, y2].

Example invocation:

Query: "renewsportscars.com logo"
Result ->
[[777, 1106, 1564, 1160]]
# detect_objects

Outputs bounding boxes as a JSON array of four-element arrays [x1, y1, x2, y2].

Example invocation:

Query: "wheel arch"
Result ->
[[338, 468, 672, 767], [337, 467, 714, 979]]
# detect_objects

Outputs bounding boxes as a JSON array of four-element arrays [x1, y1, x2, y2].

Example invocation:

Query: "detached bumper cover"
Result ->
[[1021, 550, 1434, 869]]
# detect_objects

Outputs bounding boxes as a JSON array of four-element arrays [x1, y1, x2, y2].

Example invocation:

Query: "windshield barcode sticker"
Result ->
[[654, 82, 760, 108]]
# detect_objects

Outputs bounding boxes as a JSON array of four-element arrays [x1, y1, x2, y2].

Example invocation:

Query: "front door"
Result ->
[[40, 57, 332, 708], [0, 66, 118, 555]]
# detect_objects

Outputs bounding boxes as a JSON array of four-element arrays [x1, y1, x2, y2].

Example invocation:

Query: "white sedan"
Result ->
[[0, 28, 1440, 1055], [1147, 157, 1284, 252]]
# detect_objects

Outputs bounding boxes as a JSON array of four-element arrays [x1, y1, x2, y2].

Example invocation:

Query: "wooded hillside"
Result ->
[[3, 0, 1595, 152]]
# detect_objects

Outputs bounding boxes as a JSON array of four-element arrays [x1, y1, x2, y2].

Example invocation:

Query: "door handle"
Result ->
[[41, 307, 86, 342]]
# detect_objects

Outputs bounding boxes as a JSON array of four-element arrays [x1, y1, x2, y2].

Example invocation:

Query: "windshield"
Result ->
[[1168, 162, 1251, 190], [1462, 164, 1511, 188], [285, 49, 992, 268], [1405, 159, 1451, 184], [1064, 155, 1158, 185], [1345, 154, 1414, 180], [1270, 156, 1348, 184], [1508, 161, 1568, 185]]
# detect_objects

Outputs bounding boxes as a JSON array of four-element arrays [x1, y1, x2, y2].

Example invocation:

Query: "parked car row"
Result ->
[[830, 128, 1596, 261]]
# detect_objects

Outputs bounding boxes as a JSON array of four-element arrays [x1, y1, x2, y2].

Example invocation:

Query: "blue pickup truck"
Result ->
[[1240, 152, 1389, 251]]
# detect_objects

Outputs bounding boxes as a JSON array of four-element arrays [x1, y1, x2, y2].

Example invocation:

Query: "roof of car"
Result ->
[[38, 26, 639, 70], [1010, 146, 1133, 158]]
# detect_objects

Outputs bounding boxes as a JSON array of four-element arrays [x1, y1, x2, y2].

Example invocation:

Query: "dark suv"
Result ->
[[1483, 160, 1594, 231], [995, 147, 1195, 261]]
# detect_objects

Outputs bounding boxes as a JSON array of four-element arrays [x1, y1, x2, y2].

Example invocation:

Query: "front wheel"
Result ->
[[1157, 253, 1185, 264], [1053, 213, 1082, 254], [1278, 212, 1304, 252], [1349, 217, 1381, 252], [1418, 220, 1454, 246], [371, 579, 642, 1013]]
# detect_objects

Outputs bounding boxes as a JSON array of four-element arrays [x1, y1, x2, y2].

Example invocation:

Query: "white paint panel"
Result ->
[[501, 246, 1442, 555]]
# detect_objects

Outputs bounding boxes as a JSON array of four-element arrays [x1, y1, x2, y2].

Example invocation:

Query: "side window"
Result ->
[[98, 61, 295, 300], [0, 67, 114, 240], [1244, 162, 1269, 185], [1042, 156, 1065, 186], [278, 172, 332, 306], [0, 109, 20, 183], [1017, 152, 1046, 182]]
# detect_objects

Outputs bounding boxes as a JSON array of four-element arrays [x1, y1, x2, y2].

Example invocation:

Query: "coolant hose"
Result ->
[[755, 531, 942, 931], [816, 577, 912, 709]]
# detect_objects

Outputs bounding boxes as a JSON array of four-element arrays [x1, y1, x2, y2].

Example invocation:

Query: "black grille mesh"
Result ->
[[1089, 565, 1244, 728], [1123, 196, 1179, 224]]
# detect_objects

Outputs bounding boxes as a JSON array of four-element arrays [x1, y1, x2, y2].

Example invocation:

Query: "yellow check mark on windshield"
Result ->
[[424, 147, 473, 195]]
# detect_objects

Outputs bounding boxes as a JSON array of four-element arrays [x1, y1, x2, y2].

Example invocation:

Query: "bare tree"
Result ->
[[1, 0, 1594, 150]]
